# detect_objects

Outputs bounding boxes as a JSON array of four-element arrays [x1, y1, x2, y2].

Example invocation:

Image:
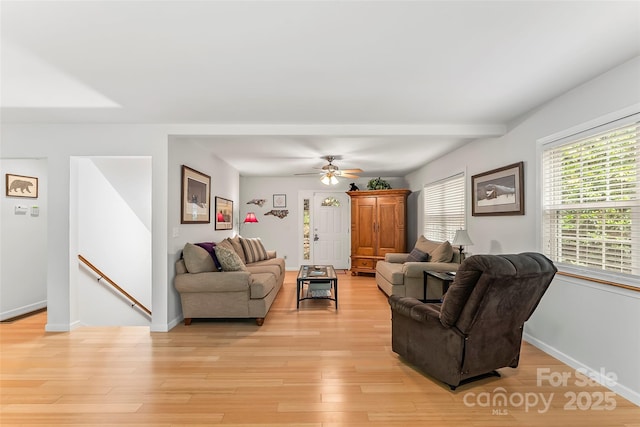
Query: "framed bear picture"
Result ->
[[6, 174, 38, 199], [181, 165, 211, 224]]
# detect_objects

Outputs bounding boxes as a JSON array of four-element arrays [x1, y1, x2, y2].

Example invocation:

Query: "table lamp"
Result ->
[[452, 229, 473, 262]]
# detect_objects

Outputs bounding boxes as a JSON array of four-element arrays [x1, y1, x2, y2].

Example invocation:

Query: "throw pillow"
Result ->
[[229, 235, 247, 264], [183, 243, 216, 273], [240, 237, 268, 263], [216, 238, 235, 253], [406, 247, 429, 262], [430, 240, 454, 263], [214, 246, 248, 271], [414, 235, 441, 255], [195, 242, 223, 271]]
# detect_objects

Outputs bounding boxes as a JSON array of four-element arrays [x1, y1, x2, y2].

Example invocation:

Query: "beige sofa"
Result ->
[[375, 236, 461, 300], [174, 238, 285, 326]]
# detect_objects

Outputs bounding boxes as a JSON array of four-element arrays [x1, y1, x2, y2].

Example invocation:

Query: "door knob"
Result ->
[[314, 234, 319, 241]]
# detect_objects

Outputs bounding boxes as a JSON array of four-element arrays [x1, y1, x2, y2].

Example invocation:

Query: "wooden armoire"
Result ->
[[347, 189, 411, 275]]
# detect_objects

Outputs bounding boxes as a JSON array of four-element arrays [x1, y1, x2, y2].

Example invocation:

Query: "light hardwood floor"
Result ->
[[1, 271, 638, 426]]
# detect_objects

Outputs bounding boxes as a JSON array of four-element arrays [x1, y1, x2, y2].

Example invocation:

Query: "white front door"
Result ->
[[312, 192, 350, 269]]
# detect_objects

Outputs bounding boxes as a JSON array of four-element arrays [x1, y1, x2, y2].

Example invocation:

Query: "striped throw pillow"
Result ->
[[240, 237, 268, 264]]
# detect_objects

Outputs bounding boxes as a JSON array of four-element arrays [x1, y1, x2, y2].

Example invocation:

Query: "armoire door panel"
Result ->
[[377, 199, 399, 251], [354, 197, 376, 256]]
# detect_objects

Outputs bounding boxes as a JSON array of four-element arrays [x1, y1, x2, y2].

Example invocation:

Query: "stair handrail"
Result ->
[[78, 254, 152, 316]]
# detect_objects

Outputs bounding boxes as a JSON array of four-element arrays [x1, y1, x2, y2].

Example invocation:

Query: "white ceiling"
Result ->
[[2, 1, 639, 177]]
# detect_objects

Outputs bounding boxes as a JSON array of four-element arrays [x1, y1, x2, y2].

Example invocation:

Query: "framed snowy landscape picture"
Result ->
[[472, 161, 524, 216]]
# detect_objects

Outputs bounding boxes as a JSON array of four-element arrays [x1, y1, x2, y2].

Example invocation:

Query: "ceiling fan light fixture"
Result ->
[[321, 172, 339, 185]]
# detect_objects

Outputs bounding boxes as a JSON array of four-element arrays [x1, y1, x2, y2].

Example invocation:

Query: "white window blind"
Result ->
[[424, 173, 465, 242], [542, 120, 639, 277]]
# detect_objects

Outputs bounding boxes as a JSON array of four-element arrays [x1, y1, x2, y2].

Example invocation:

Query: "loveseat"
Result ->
[[174, 236, 285, 326], [375, 236, 461, 300]]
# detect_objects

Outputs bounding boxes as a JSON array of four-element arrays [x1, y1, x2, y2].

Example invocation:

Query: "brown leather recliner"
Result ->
[[389, 252, 557, 390]]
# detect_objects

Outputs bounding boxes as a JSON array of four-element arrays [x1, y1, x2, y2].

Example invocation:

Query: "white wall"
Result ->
[[167, 138, 240, 325], [75, 157, 151, 326], [0, 158, 47, 320], [0, 124, 170, 331], [405, 56, 640, 405], [239, 175, 406, 269]]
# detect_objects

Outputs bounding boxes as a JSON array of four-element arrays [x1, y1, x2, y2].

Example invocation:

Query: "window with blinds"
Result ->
[[542, 119, 639, 277], [424, 173, 465, 242]]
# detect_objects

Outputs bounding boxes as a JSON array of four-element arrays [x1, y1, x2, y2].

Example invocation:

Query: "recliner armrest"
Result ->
[[385, 253, 410, 263], [389, 295, 441, 324]]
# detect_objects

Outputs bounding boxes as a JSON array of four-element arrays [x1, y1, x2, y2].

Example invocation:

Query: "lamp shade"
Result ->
[[452, 229, 473, 246], [243, 212, 258, 223]]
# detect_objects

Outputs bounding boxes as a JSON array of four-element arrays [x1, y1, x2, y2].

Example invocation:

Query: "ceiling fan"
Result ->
[[295, 156, 363, 185]]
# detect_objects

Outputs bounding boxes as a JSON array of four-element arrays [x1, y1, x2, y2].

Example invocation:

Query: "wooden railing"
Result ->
[[78, 254, 152, 316]]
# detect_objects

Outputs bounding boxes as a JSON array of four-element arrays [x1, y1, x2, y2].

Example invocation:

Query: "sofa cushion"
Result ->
[[406, 247, 429, 262], [195, 242, 223, 271], [376, 261, 405, 286], [248, 257, 285, 275], [229, 236, 248, 264], [249, 273, 276, 299], [246, 263, 281, 280], [214, 246, 248, 271], [430, 241, 454, 263], [183, 243, 216, 273], [240, 237, 268, 264]]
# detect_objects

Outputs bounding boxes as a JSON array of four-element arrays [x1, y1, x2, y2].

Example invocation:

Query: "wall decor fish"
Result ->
[[247, 198, 266, 207], [264, 209, 289, 219]]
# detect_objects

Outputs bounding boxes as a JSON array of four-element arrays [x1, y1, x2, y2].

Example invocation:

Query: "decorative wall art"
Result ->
[[247, 198, 266, 207], [181, 165, 211, 224], [265, 209, 289, 219], [215, 196, 234, 230], [273, 194, 287, 208], [472, 161, 524, 216], [5, 174, 38, 198]]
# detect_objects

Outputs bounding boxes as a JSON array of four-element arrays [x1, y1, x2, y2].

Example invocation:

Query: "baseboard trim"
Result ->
[[0, 301, 47, 322], [524, 333, 640, 407], [152, 318, 179, 332], [45, 322, 72, 332]]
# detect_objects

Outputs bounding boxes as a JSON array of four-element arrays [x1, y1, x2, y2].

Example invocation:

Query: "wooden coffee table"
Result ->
[[296, 265, 338, 309]]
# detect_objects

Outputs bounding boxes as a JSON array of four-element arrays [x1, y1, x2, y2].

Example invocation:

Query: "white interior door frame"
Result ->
[[298, 190, 351, 269]]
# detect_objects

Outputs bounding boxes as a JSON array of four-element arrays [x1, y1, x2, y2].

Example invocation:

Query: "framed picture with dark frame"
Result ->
[[472, 161, 524, 216], [273, 193, 287, 208], [181, 165, 211, 224], [215, 196, 234, 230], [5, 173, 39, 198]]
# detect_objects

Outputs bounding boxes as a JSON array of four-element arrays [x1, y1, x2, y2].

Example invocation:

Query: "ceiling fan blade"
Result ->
[[294, 172, 322, 176], [340, 168, 364, 173], [339, 173, 361, 179]]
